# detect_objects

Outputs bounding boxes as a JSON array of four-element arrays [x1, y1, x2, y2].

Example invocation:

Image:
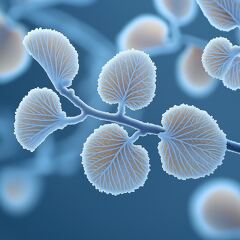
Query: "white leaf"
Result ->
[[98, 49, 156, 110], [158, 104, 227, 180], [223, 57, 240, 90], [82, 124, 150, 195], [197, 0, 240, 31], [14, 88, 67, 152], [202, 37, 234, 79], [23, 28, 79, 89]]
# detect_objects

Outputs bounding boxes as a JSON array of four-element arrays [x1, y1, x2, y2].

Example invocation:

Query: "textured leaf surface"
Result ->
[[223, 57, 240, 90], [82, 124, 150, 195], [202, 37, 234, 79], [15, 88, 66, 152], [23, 28, 79, 88], [158, 104, 227, 180], [197, 0, 240, 31], [98, 49, 156, 110]]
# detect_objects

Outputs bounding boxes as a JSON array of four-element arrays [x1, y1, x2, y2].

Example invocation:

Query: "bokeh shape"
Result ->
[[190, 179, 240, 239], [0, 167, 43, 216], [177, 45, 217, 98], [117, 15, 169, 52], [153, 0, 197, 26], [0, 15, 30, 83]]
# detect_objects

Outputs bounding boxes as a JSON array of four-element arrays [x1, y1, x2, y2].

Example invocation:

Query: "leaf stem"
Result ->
[[58, 87, 240, 155], [58, 87, 164, 135]]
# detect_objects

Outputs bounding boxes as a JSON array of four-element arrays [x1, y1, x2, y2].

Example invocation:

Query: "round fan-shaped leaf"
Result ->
[[14, 88, 67, 152], [223, 57, 240, 90], [202, 37, 234, 79], [82, 124, 150, 195], [197, 0, 240, 31], [23, 28, 79, 89], [98, 49, 156, 110], [158, 104, 227, 180]]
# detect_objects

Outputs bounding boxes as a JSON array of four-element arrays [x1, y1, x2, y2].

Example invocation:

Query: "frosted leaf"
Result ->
[[223, 57, 240, 90], [14, 88, 67, 152], [81, 124, 150, 195], [153, 0, 197, 26], [98, 49, 156, 110], [158, 104, 227, 180], [202, 37, 234, 79], [117, 15, 169, 51], [23, 28, 79, 89], [197, 0, 240, 31]]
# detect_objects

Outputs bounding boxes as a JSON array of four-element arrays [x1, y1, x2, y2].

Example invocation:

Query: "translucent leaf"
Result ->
[[158, 104, 227, 180], [81, 124, 150, 195], [223, 57, 240, 90], [23, 28, 79, 89], [117, 15, 169, 52], [202, 37, 234, 79], [98, 49, 156, 110], [153, 0, 197, 26], [197, 0, 240, 31], [14, 88, 67, 152]]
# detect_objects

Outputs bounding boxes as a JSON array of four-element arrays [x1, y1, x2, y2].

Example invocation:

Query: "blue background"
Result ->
[[0, 0, 240, 239]]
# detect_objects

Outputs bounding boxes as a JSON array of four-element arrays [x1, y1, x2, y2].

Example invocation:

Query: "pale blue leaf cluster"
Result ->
[[202, 37, 240, 90], [158, 104, 227, 180], [98, 49, 156, 110], [197, 0, 240, 31], [81, 124, 150, 195], [14, 88, 67, 152], [23, 28, 79, 89]]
